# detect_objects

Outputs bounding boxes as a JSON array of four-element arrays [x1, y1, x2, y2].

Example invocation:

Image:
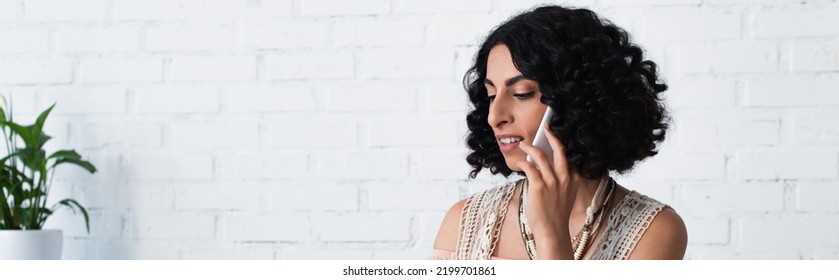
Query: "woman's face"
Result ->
[[485, 44, 548, 171]]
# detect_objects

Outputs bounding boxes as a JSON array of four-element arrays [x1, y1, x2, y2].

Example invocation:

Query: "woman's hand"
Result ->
[[516, 124, 586, 259]]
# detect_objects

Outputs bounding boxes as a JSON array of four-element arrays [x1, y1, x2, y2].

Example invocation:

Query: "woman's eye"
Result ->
[[513, 92, 534, 99], [488, 95, 496, 102]]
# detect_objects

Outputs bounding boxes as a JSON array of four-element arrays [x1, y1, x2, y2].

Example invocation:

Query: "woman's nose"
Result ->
[[487, 95, 511, 129]]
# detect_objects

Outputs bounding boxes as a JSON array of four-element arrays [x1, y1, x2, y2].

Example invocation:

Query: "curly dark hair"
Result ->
[[464, 5, 669, 180]]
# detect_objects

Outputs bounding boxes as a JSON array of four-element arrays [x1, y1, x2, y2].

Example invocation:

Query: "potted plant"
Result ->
[[0, 102, 96, 259]]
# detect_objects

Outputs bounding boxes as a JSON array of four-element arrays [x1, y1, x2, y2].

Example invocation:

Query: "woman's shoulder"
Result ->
[[432, 197, 466, 252], [588, 186, 686, 260], [617, 190, 687, 259], [628, 204, 687, 259], [432, 180, 521, 252]]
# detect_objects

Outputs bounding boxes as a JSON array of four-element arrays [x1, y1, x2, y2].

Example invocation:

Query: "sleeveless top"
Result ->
[[430, 179, 667, 260]]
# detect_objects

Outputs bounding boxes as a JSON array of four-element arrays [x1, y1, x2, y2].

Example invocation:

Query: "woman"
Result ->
[[432, 5, 687, 260]]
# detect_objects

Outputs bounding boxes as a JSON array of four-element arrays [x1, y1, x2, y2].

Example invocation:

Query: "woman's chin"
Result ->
[[504, 158, 526, 172]]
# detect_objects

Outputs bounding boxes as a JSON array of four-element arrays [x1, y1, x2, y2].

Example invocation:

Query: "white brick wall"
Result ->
[[171, 122, 260, 148], [318, 151, 409, 180], [300, 0, 390, 16], [175, 182, 270, 211], [79, 123, 163, 148], [324, 82, 417, 112], [114, 0, 263, 22], [40, 88, 128, 113], [394, 0, 492, 14], [147, 25, 234, 52], [334, 17, 425, 47], [312, 212, 412, 241], [680, 42, 779, 74], [737, 149, 837, 180], [357, 48, 454, 79], [270, 117, 358, 147], [134, 86, 221, 113], [80, 58, 163, 83], [58, 25, 142, 53], [753, 6, 839, 38], [637, 8, 740, 42], [242, 21, 331, 49], [227, 85, 318, 112], [216, 151, 309, 179], [271, 183, 358, 211], [25, 0, 109, 22], [0, 59, 73, 84], [426, 14, 499, 46], [264, 51, 355, 80], [794, 116, 839, 144], [666, 77, 736, 108], [746, 78, 839, 107], [222, 213, 310, 242], [0, 0, 16, 23], [1, 0, 837, 260], [0, 29, 50, 53], [793, 40, 839, 72], [168, 56, 257, 82]]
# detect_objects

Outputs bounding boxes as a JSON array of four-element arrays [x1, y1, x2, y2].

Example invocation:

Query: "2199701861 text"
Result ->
[[341, 265, 498, 276]]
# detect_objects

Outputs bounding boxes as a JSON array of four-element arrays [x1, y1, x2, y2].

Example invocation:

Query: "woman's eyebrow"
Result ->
[[504, 75, 527, 86], [484, 75, 528, 87], [484, 78, 495, 87]]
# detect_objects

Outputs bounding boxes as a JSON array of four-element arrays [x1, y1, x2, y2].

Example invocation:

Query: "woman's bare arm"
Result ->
[[433, 199, 467, 251], [627, 207, 688, 260]]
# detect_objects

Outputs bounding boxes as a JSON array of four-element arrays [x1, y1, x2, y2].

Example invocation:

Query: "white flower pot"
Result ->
[[0, 229, 63, 260]]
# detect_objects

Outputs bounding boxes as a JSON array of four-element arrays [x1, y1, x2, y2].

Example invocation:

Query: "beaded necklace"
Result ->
[[517, 176, 615, 260]]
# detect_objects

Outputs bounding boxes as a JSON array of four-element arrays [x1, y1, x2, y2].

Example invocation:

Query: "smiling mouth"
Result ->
[[496, 136, 525, 153], [498, 137, 524, 144]]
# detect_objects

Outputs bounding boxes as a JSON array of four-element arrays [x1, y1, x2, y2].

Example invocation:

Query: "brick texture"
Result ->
[[1, 0, 835, 260]]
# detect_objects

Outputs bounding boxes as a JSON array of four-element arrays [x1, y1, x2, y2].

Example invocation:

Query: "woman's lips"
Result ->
[[496, 134, 525, 153], [498, 141, 521, 153]]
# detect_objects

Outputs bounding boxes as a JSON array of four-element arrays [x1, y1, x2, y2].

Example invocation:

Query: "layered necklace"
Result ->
[[517, 176, 616, 260]]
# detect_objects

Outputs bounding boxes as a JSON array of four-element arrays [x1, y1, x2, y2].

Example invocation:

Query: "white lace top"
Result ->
[[434, 179, 666, 260]]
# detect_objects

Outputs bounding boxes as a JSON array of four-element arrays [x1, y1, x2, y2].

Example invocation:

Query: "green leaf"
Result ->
[[0, 164, 32, 188], [0, 178, 15, 229], [49, 149, 82, 160], [31, 104, 55, 149], [21, 188, 45, 200], [33, 208, 52, 229], [17, 206, 32, 229], [10, 172, 24, 208], [2, 121, 32, 147], [16, 207, 53, 230], [53, 157, 97, 174], [0, 167, 27, 228], [0, 106, 6, 124], [15, 147, 47, 172], [53, 199, 89, 233], [0, 149, 23, 165], [22, 125, 51, 149], [38, 132, 51, 148]]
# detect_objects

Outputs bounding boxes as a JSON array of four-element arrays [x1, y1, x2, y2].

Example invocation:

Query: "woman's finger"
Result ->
[[518, 141, 557, 187], [516, 160, 545, 187], [542, 124, 570, 182]]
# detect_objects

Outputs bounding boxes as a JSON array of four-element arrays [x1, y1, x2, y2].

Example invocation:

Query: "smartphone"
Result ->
[[526, 107, 555, 164]]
